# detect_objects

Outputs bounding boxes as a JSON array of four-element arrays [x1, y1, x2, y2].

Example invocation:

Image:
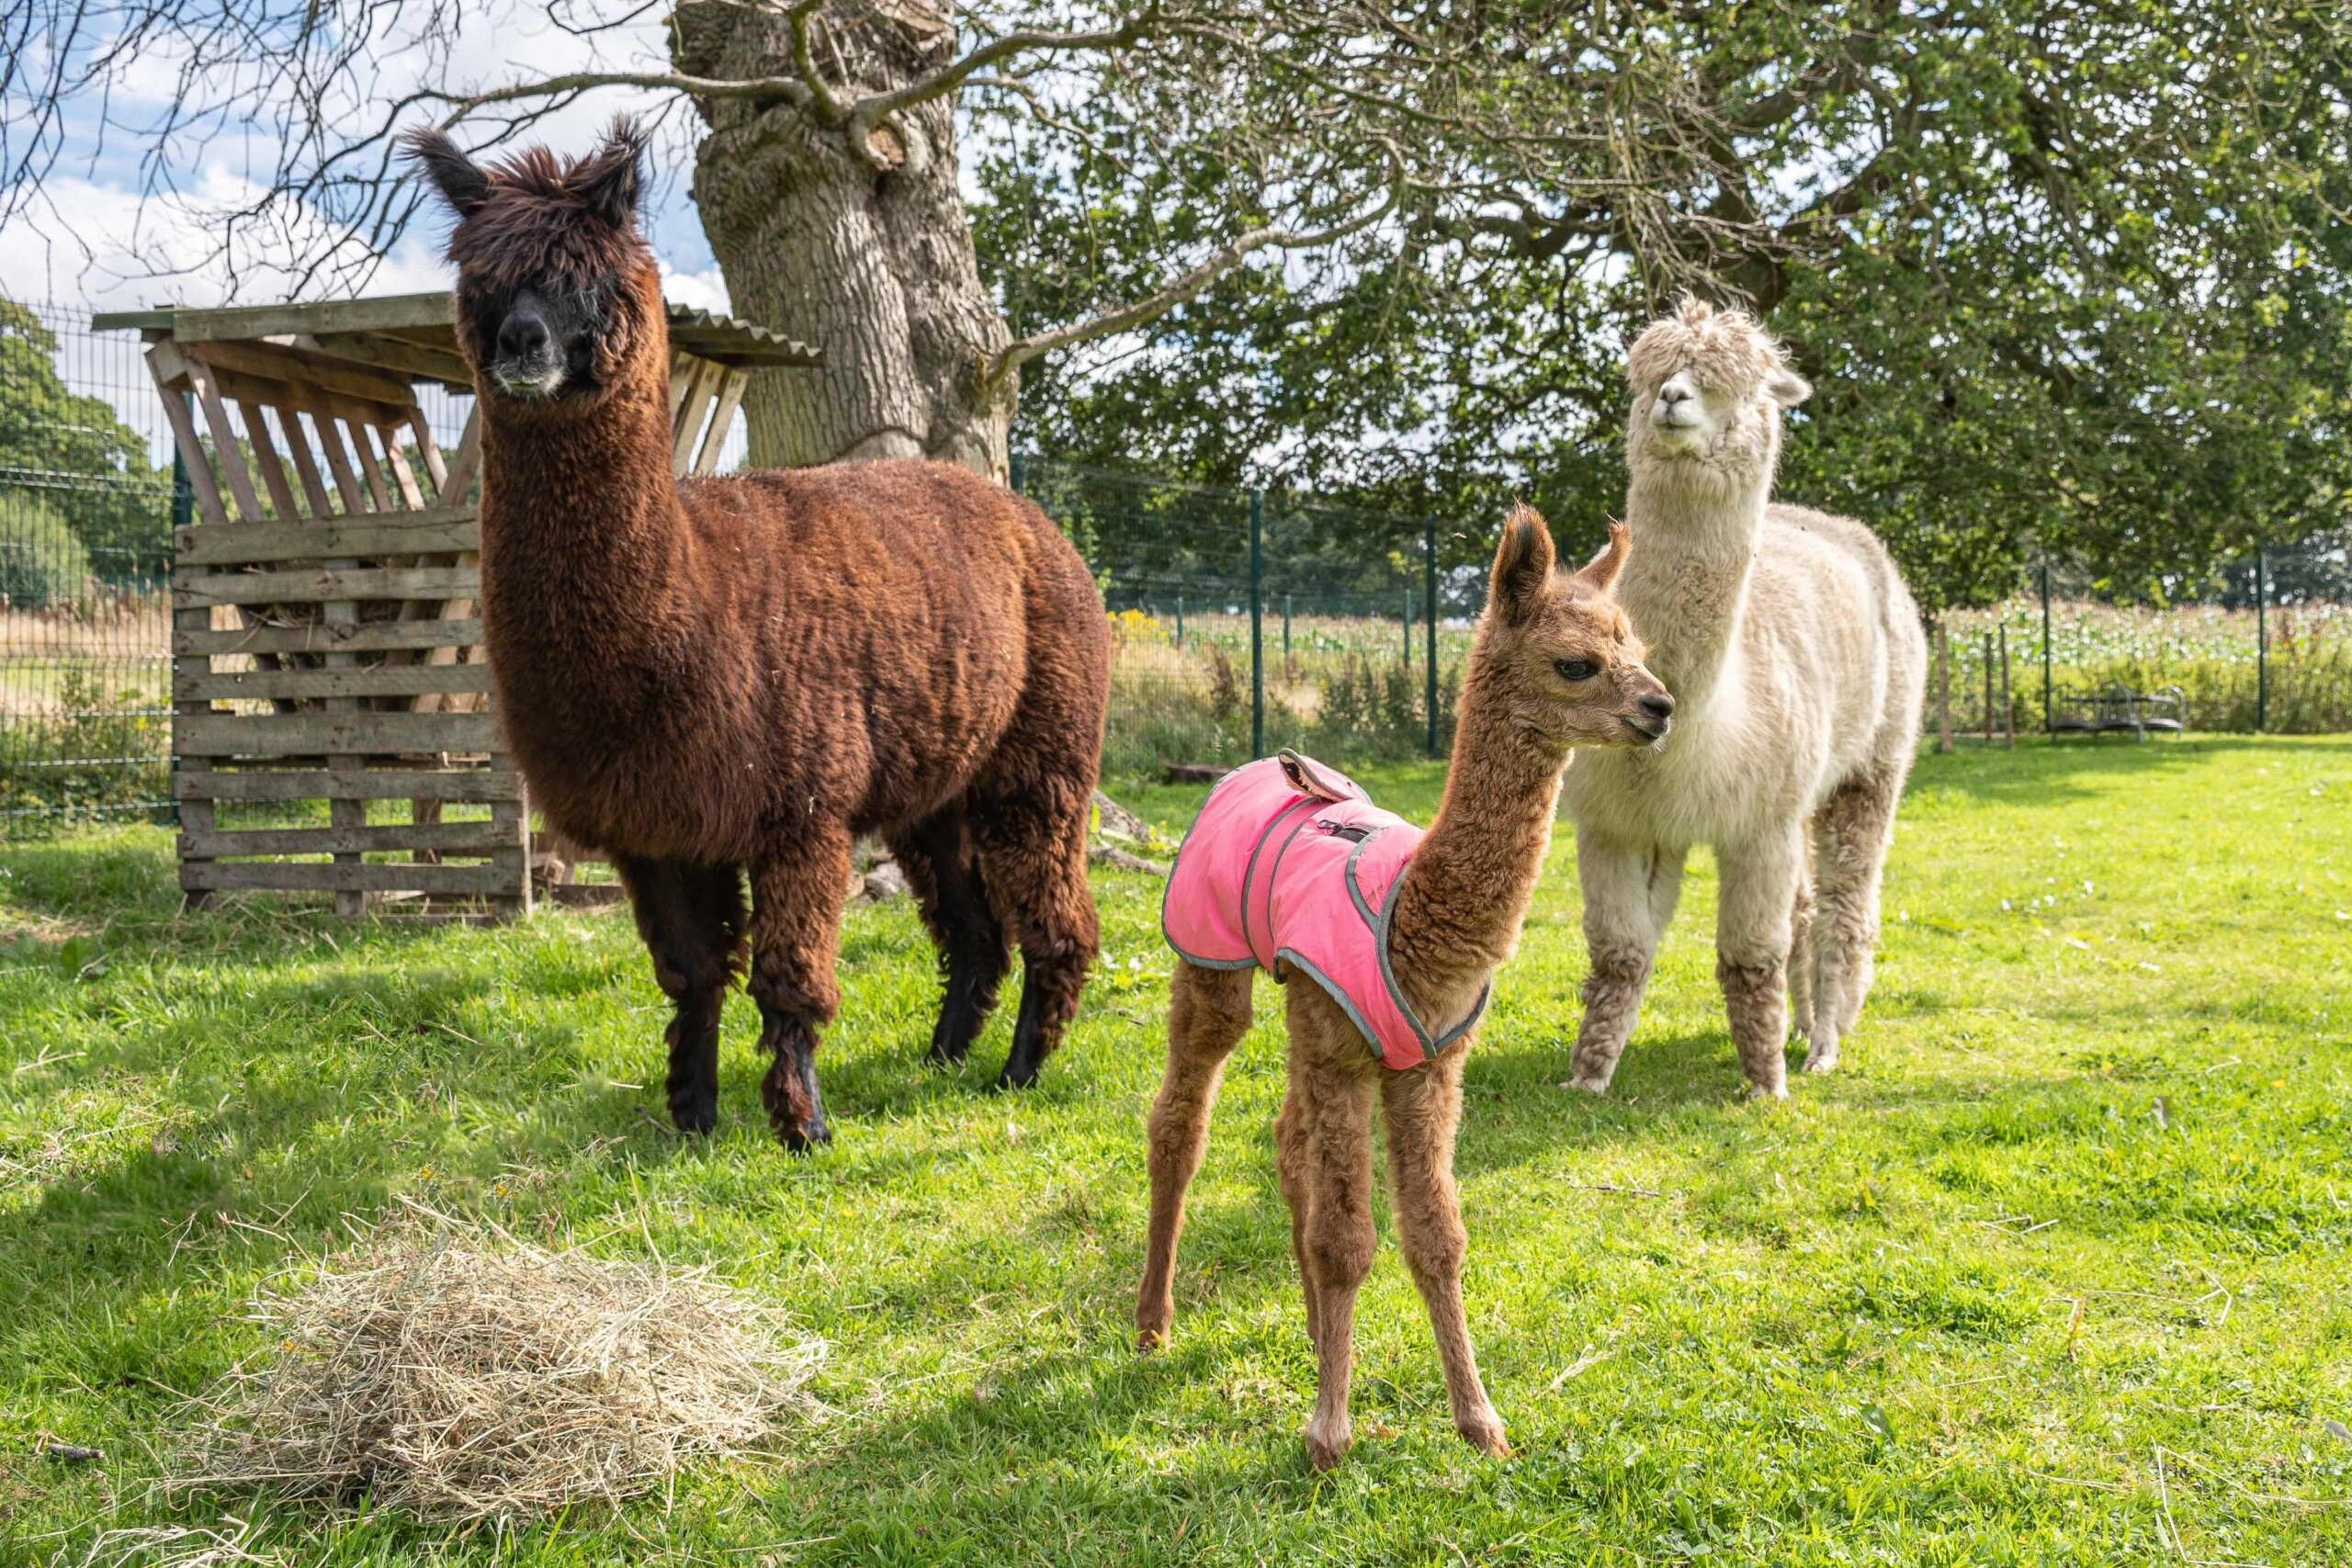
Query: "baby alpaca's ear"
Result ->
[[1490, 502, 1556, 626], [1577, 521, 1632, 596]]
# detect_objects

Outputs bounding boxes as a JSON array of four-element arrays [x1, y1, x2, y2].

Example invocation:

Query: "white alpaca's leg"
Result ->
[[1714, 823, 1804, 1099], [1787, 845, 1817, 1044], [1568, 829, 1684, 1094], [1804, 769, 1903, 1070]]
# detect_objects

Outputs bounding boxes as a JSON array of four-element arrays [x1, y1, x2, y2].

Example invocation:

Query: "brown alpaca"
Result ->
[[1136, 507, 1672, 1468], [407, 120, 1109, 1148]]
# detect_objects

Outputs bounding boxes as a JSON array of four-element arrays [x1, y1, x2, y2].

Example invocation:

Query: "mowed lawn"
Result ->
[[2, 738, 2347, 1566]]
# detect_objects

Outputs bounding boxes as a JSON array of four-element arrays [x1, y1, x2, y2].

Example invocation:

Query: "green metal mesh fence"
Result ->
[[1014, 456, 1476, 783], [4, 295, 2347, 839]]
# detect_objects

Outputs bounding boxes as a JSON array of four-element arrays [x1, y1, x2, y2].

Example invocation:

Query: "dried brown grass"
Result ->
[[169, 1211, 822, 1523]]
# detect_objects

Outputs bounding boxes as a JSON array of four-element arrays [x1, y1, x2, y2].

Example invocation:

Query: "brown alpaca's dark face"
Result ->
[[403, 118, 658, 408]]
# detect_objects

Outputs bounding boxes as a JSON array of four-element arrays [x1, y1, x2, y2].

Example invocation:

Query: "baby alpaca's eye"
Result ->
[[1555, 659, 1600, 682]]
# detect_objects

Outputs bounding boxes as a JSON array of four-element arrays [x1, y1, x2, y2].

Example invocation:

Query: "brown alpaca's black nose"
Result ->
[[1639, 693, 1675, 723], [498, 308, 549, 361]]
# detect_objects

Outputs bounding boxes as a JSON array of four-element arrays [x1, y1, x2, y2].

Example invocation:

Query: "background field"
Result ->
[[1, 738, 2347, 1565]]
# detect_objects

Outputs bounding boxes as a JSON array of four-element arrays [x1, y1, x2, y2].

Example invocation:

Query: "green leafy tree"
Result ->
[[0, 299, 173, 581], [978, 3, 2352, 615]]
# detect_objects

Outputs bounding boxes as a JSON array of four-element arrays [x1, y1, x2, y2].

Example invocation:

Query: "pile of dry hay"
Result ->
[[173, 1215, 822, 1523]]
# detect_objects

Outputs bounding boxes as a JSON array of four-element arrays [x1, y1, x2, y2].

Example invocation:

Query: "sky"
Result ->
[[1, 1, 732, 315]]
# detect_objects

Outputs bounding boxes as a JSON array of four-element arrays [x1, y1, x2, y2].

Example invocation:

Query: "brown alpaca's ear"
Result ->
[[1490, 502, 1556, 626], [402, 127, 492, 219], [1576, 522, 1632, 596], [571, 115, 650, 230]]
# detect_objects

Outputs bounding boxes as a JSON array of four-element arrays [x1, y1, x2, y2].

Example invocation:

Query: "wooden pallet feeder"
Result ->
[[96, 292, 820, 920]]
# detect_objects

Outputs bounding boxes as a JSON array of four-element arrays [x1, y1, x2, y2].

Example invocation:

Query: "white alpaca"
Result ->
[[1560, 299, 1927, 1098]]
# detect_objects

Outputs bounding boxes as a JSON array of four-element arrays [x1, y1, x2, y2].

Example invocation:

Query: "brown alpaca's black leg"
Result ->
[[970, 783, 1099, 1091], [887, 807, 1011, 1069], [747, 829, 853, 1151], [616, 856, 745, 1135]]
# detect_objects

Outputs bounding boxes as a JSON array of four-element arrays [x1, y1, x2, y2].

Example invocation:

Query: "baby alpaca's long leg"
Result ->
[[1382, 1049, 1509, 1457], [1136, 961, 1253, 1350], [1288, 993, 1380, 1472]]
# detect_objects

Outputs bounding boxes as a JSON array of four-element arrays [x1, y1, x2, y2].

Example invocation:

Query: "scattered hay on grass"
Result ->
[[170, 1209, 822, 1524]]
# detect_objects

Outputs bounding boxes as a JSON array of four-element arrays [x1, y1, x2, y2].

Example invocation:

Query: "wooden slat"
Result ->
[[407, 407, 449, 494], [671, 355, 723, 474], [190, 357, 411, 431], [179, 860, 521, 896], [174, 565, 478, 607], [180, 821, 524, 858], [146, 344, 231, 529], [175, 619, 483, 657], [175, 514, 480, 566], [172, 292, 454, 346], [280, 406, 338, 518], [440, 409, 482, 504], [184, 355, 266, 523], [344, 407, 397, 512], [693, 369, 750, 478], [239, 402, 304, 521], [307, 399, 374, 515], [178, 333, 435, 407], [379, 423, 430, 509], [175, 710, 500, 757], [175, 663, 494, 702], [307, 331, 474, 390], [173, 768, 520, 802]]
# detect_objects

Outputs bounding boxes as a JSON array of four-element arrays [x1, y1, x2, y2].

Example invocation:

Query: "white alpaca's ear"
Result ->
[[1490, 502, 1556, 626], [1577, 522, 1632, 596], [1765, 367, 1812, 409]]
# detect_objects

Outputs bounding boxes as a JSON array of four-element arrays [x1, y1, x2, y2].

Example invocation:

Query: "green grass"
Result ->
[[2, 738, 2348, 1564]]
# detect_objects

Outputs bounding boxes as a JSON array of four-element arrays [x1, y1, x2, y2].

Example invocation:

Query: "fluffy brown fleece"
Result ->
[[408, 120, 1109, 1148], [1135, 508, 1674, 1468]]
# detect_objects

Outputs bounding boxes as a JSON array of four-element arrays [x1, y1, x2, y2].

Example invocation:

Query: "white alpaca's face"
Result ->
[[1645, 368, 1748, 454], [1623, 303, 1812, 481]]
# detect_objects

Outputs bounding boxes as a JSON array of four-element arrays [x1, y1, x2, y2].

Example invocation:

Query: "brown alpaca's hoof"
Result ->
[[760, 1056, 831, 1151]]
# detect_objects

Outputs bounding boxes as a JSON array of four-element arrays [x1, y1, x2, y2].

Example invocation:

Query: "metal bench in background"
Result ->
[[2051, 682, 2188, 740]]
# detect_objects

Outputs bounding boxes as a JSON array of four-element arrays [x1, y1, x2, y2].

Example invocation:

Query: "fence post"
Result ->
[[2256, 546, 2269, 733], [1283, 593, 1292, 657], [1424, 519, 1440, 759], [1009, 449, 1025, 495], [1935, 621, 1951, 753], [1402, 589, 1412, 666], [171, 394, 195, 530], [1175, 595, 1183, 647], [1250, 489, 1264, 758], [2040, 559, 2052, 734]]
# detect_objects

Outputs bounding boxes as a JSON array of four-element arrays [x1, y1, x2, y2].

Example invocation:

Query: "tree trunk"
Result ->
[[673, 2, 1013, 477]]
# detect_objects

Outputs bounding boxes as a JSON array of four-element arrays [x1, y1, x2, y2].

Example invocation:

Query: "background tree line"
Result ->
[[6, 3, 2347, 615]]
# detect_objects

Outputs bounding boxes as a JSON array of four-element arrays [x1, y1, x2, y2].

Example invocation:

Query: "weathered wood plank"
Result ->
[[693, 369, 750, 478], [180, 821, 523, 858], [306, 330, 474, 390], [174, 619, 483, 657], [175, 710, 500, 757], [146, 344, 232, 529], [173, 293, 455, 349], [174, 565, 478, 607], [179, 860, 521, 896], [175, 663, 494, 702], [184, 355, 266, 523], [173, 768, 520, 802], [175, 516, 479, 566]]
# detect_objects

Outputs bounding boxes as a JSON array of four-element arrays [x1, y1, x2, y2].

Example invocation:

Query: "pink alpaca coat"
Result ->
[[1161, 750, 1487, 1070]]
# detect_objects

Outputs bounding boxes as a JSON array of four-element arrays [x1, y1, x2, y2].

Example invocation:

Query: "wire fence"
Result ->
[[5, 290, 2349, 837]]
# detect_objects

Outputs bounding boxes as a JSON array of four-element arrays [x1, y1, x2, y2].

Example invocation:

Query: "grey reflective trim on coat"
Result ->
[[1238, 795, 1321, 964], [1351, 840, 1489, 1061], [1276, 948, 1388, 1066]]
